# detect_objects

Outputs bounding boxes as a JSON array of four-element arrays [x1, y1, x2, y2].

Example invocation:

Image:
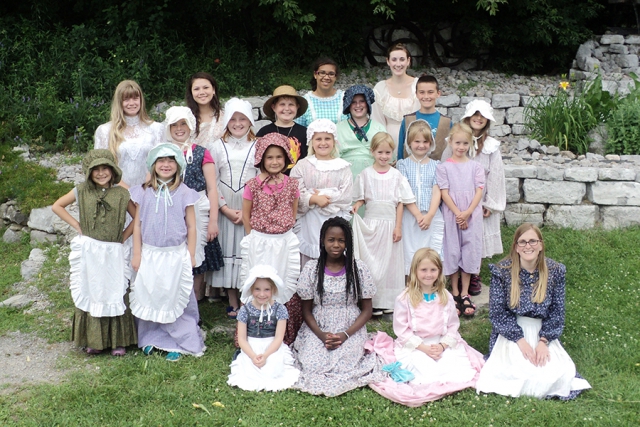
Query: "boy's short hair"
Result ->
[[416, 74, 440, 92]]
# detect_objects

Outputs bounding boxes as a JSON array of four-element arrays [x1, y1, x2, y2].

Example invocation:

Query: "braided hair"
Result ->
[[315, 217, 362, 305]]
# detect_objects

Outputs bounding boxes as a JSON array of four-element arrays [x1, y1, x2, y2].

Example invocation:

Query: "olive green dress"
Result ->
[[71, 182, 137, 349]]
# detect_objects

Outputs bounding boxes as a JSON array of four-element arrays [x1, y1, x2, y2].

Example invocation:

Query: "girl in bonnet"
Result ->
[[164, 106, 223, 301], [129, 143, 205, 361], [52, 149, 137, 356], [441, 100, 506, 296], [227, 265, 300, 391], [290, 118, 353, 268]]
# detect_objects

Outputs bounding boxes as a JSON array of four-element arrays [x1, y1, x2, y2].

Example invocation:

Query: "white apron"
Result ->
[[193, 191, 210, 268], [130, 243, 193, 324]]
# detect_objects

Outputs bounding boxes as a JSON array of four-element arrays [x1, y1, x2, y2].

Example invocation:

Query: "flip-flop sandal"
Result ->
[[143, 345, 155, 356], [110, 347, 126, 356], [86, 347, 102, 355], [166, 352, 181, 362]]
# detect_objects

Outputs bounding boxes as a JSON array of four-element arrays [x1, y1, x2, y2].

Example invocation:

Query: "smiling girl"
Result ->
[[290, 119, 353, 268], [186, 72, 225, 150], [295, 57, 348, 127]]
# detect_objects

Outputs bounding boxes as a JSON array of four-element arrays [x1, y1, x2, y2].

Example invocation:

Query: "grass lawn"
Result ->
[[0, 226, 639, 426]]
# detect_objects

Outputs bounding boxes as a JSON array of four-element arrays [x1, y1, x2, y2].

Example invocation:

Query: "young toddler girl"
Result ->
[[351, 132, 423, 315], [164, 106, 223, 301], [436, 123, 485, 317], [52, 149, 137, 356], [227, 265, 300, 391], [367, 248, 484, 406], [290, 118, 353, 267], [207, 98, 259, 317], [129, 143, 205, 361], [396, 120, 445, 275]]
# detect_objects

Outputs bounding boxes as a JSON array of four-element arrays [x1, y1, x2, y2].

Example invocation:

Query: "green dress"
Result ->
[[71, 182, 137, 349], [337, 118, 387, 180]]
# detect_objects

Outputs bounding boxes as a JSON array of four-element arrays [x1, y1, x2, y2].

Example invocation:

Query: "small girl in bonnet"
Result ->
[[290, 118, 353, 268], [52, 149, 138, 356]]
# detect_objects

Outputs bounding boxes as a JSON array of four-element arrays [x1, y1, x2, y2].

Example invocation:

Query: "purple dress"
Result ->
[[436, 159, 485, 276]]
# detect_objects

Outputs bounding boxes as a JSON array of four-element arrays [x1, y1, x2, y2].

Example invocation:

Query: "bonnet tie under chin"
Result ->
[[470, 135, 481, 158], [259, 302, 272, 323], [154, 179, 175, 234], [350, 118, 369, 142]]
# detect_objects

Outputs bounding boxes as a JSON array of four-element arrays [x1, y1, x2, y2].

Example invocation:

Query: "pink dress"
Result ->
[[366, 290, 485, 406]]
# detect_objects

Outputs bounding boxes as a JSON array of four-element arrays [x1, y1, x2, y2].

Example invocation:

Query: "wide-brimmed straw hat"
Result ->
[[262, 85, 308, 121]]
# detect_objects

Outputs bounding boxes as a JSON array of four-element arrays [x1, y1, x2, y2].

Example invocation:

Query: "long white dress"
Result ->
[[371, 79, 421, 147], [290, 156, 353, 263], [192, 117, 225, 152], [94, 116, 164, 187], [352, 167, 416, 310], [207, 137, 258, 290]]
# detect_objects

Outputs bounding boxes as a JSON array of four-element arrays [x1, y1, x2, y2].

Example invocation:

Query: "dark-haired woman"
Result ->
[[292, 217, 384, 396], [186, 72, 225, 151], [294, 58, 348, 127]]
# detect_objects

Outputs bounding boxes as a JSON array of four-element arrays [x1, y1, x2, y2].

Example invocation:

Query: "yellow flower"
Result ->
[[559, 81, 570, 91]]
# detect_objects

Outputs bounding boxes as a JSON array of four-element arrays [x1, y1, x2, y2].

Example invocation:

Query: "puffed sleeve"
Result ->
[[356, 259, 375, 299], [330, 165, 354, 214], [398, 173, 417, 204], [274, 302, 290, 321], [210, 140, 227, 209], [94, 123, 109, 150], [236, 305, 250, 323], [371, 82, 387, 130], [150, 122, 165, 145], [539, 260, 566, 342], [352, 169, 366, 202], [488, 263, 524, 343], [294, 94, 312, 127], [297, 260, 317, 300], [392, 291, 424, 350], [483, 148, 506, 212], [441, 292, 461, 349], [436, 163, 449, 190], [128, 185, 144, 205], [474, 161, 486, 189], [290, 159, 312, 214]]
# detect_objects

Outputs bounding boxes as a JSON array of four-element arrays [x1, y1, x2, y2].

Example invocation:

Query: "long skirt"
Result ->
[[475, 316, 591, 399], [401, 208, 444, 275]]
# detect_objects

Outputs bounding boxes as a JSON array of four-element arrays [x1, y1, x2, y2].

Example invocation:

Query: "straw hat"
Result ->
[[262, 85, 308, 121]]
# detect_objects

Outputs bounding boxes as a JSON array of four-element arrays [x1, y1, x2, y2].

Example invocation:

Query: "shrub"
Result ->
[[605, 98, 640, 155]]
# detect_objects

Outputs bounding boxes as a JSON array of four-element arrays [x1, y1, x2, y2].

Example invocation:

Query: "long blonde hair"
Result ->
[[143, 157, 182, 192], [500, 223, 548, 308], [107, 80, 153, 159], [406, 248, 448, 307]]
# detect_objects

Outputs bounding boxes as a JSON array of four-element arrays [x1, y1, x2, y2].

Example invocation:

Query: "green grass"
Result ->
[[1, 227, 639, 426]]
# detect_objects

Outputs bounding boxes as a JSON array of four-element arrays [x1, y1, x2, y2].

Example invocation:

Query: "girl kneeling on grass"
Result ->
[[129, 144, 205, 362], [227, 265, 300, 391], [52, 149, 137, 356]]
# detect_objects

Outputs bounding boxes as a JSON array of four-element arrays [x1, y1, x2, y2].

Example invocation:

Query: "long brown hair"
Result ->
[[186, 72, 221, 135], [107, 80, 153, 159], [143, 157, 182, 192], [406, 248, 448, 307], [500, 223, 548, 308], [462, 116, 491, 154]]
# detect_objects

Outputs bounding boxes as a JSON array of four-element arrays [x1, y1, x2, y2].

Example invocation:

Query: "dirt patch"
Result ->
[[0, 331, 76, 394]]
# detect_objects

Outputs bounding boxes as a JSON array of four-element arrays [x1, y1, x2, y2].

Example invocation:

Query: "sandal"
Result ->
[[453, 295, 463, 317], [110, 347, 126, 357], [459, 295, 476, 318], [226, 306, 239, 320], [143, 345, 155, 356], [469, 275, 483, 296]]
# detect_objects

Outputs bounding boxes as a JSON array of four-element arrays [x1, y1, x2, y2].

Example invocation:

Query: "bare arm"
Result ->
[[122, 200, 136, 242], [185, 205, 197, 267], [393, 202, 403, 242], [440, 189, 460, 215], [301, 299, 332, 346], [242, 198, 253, 234], [132, 204, 142, 271], [202, 162, 219, 240], [51, 189, 81, 235]]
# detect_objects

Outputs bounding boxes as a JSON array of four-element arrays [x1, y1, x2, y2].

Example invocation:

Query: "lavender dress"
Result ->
[[436, 159, 485, 276]]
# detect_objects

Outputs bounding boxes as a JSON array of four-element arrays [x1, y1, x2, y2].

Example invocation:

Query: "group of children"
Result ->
[[51, 69, 510, 405]]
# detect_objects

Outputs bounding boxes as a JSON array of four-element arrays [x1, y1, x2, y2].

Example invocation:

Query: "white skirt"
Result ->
[[395, 335, 476, 385], [227, 336, 300, 391], [193, 191, 210, 268], [475, 316, 591, 398], [68, 235, 128, 317], [239, 229, 299, 305], [352, 202, 405, 310], [129, 243, 194, 324], [294, 208, 351, 259], [401, 208, 444, 275]]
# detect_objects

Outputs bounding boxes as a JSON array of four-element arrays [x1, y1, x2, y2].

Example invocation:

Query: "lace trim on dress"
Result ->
[[374, 78, 419, 122], [306, 155, 351, 172]]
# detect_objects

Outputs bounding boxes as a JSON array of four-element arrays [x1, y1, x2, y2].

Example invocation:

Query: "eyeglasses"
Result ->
[[516, 239, 542, 247], [316, 71, 337, 78]]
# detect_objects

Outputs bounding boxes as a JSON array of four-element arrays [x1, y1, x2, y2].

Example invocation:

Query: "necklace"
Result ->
[[275, 124, 294, 138]]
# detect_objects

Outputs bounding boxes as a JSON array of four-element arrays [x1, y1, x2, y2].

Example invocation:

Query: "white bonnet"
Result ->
[[240, 265, 286, 304], [222, 98, 255, 130], [462, 99, 496, 122], [163, 106, 197, 142], [306, 118, 338, 146]]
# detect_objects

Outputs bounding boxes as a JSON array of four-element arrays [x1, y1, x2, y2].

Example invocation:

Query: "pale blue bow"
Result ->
[[382, 362, 415, 383]]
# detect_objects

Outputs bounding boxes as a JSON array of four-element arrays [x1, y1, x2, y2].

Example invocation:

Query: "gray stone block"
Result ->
[[547, 146, 560, 155], [21, 248, 46, 281], [437, 94, 461, 107], [30, 230, 58, 244], [511, 124, 528, 135], [576, 42, 593, 70], [436, 107, 448, 116], [505, 178, 521, 203], [460, 96, 490, 105], [601, 206, 640, 229], [545, 205, 597, 229], [3, 205, 28, 225], [523, 180, 586, 204], [0, 295, 34, 309], [601, 34, 624, 45], [506, 107, 525, 124], [503, 203, 545, 226], [504, 164, 537, 178], [520, 95, 532, 107], [492, 94, 520, 108], [626, 35, 640, 44], [588, 181, 640, 205], [536, 167, 565, 181], [27, 206, 56, 233], [492, 109, 506, 125], [448, 107, 465, 123], [615, 55, 639, 69], [564, 168, 598, 182], [585, 57, 601, 72], [607, 44, 628, 54], [2, 228, 22, 243], [602, 80, 618, 94], [598, 168, 636, 181], [489, 125, 511, 137]]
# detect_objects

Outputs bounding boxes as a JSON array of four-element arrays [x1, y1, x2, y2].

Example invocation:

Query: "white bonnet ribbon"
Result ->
[[154, 179, 175, 234], [259, 302, 272, 323], [470, 135, 481, 158], [179, 141, 194, 165]]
